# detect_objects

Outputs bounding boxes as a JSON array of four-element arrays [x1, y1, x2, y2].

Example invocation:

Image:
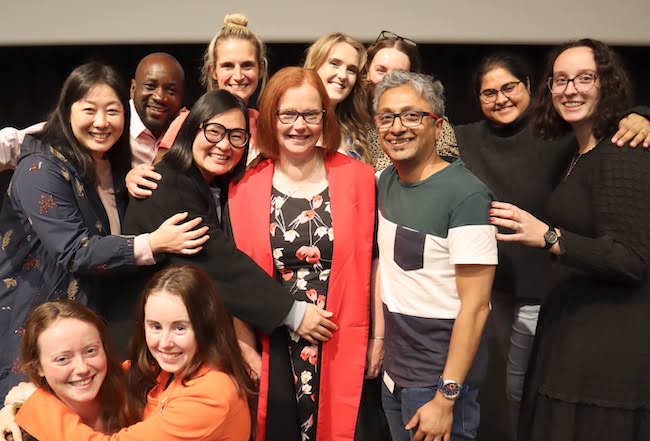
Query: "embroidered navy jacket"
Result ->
[[0, 135, 136, 397]]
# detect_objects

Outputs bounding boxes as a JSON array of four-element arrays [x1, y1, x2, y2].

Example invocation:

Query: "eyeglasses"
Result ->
[[375, 30, 417, 47], [200, 122, 249, 148], [547, 71, 597, 95], [374, 110, 440, 130], [276, 110, 325, 125], [479, 81, 522, 104]]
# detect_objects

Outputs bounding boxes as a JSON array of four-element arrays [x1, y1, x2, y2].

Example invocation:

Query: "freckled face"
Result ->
[[37, 318, 107, 409]]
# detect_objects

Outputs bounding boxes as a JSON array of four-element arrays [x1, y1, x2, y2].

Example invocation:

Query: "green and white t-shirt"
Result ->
[[377, 159, 497, 387]]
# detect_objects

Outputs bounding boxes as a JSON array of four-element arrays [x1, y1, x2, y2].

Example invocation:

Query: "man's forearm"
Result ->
[[441, 264, 495, 384], [441, 302, 490, 384]]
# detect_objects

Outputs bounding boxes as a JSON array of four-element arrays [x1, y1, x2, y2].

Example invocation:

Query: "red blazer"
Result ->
[[228, 153, 375, 441]]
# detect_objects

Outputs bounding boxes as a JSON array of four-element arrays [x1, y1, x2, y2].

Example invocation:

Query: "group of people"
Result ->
[[0, 12, 649, 441]]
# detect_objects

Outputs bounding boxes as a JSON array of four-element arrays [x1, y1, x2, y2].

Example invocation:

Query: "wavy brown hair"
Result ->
[[532, 39, 632, 141], [20, 300, 135, 433], [126, 265, 256, 417], [304, 33, 371, 161]]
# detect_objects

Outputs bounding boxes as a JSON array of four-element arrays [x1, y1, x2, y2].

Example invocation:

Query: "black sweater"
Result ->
[[455, 115, 574, 302]]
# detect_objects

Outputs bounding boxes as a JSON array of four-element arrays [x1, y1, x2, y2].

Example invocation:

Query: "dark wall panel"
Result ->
[[2, 43, 648, 128]]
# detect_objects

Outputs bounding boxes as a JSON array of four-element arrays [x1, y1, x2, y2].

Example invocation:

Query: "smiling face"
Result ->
[[130, 55, 184, 138], [377, 84, 440, 167], [316, 42, 360, 105], [479, 66, 530, 126], [70, 83, 125, 160], [144, 290, 197, 375], [275, 82, 324, 159], [212, 39, 260, 104], [37, 318, 107, 410], [192, 108, 247, 183], [551, 46, 600, 128], [368, 48, 411, 86]]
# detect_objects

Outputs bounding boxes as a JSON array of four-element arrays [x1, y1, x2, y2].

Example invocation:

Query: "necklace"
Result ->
[[273, 153, 327, 198], [564, 150, 583, 179]]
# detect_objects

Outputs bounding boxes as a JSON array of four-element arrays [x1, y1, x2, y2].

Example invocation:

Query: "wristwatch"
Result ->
[[436, 376, 462, 400], [543, 225, 559, 250]]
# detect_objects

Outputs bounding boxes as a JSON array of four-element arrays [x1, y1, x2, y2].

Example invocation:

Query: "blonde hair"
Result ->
[[304, 33, 370, 162], [201, 13, 268, 102]]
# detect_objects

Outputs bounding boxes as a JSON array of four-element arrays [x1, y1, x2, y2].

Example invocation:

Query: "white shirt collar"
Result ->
[[129, 99, 153, 139]]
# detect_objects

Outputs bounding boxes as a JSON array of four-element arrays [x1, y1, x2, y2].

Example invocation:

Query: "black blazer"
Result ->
[[110, 159, 293, 347]]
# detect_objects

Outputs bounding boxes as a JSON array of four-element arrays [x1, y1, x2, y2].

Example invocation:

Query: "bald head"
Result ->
[[131, 52, 185, 137]]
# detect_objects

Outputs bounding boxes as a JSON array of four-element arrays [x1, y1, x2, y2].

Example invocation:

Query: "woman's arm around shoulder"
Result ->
[[16, 371, 250, 441]]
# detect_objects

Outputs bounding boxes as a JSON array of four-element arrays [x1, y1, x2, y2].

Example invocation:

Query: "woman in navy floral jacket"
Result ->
[[0, 62, 207, 398]]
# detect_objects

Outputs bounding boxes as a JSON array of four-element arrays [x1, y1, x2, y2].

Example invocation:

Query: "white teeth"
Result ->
[[158, 351, 181, 361], [69, 377, 93, 387], [90, 132, 110, 140], [209, 153, 229, 160], [564, 102, 583, 107], [389, 138, 412, 145]]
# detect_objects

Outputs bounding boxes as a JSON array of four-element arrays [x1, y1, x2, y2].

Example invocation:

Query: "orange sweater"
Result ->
[[16, 366, 250, 441]]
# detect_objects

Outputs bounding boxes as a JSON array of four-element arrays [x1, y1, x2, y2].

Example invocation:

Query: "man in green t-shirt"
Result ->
[[373, 71, 497, 441]]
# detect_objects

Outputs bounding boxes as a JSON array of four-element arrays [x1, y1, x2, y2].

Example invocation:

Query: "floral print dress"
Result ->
[[270, 186, 333, 441]]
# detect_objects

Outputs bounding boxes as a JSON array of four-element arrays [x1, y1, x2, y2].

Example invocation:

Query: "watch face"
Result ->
[[544, 229, 558, 244], [441, 382, 461, 399]]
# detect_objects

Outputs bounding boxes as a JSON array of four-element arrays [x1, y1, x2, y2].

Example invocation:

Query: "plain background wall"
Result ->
[[3, 0, 650, 44]]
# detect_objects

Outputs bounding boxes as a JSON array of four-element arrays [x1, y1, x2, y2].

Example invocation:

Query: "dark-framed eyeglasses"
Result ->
[[200, 122, 249, 148], [276, 109, 325, 125], [374, 110, 440, 130], [479, 81, 522, 104], [547, 71, 597, 95], [375, 30, 417, 47]]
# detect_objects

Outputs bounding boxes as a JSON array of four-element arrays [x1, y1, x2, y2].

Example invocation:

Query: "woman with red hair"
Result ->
[[227, 67, 376, 441]]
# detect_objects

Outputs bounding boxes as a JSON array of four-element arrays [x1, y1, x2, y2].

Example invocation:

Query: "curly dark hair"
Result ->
[[532, 39, 632, 141]]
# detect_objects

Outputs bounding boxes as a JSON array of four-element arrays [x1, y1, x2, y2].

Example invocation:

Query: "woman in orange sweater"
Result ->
[[1, 300, 134, 441], [12, 265, 253, 441]]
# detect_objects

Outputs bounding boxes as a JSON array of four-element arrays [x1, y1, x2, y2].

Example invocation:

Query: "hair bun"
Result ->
[[223, 13, 249, 28]]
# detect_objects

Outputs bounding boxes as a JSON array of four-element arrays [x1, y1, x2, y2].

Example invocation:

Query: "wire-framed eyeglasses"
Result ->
[[374, 110, 440, 130], [479, 81, 522, 104], [200, 122, 249, 148]]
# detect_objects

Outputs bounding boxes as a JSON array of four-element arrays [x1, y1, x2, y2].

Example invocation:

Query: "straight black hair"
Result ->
[[164, 90, 250, 188], [37, 61, 131, 192]]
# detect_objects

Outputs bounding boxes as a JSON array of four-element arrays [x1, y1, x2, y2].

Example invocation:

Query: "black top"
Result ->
[[519, 139, 650, 439], [116, 159, 294, 337], [455, 115, 575, 301]]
